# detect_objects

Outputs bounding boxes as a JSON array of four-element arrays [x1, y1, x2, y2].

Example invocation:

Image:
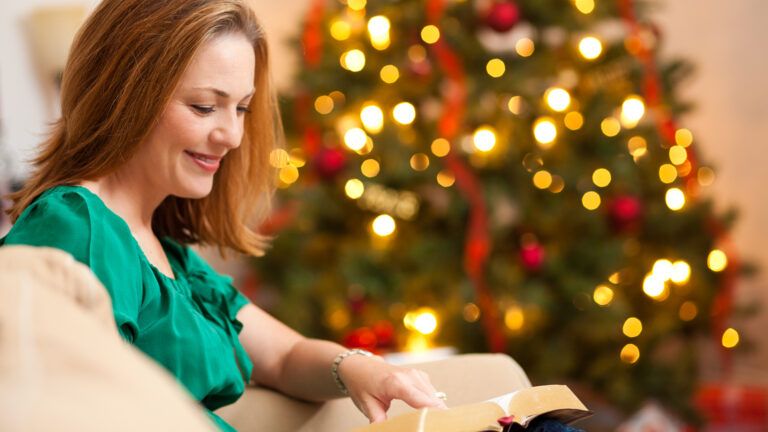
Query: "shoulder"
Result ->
[[4, 185, 145, 340], [4, 185, 143, 291], [5, 186, 97, 260], [7, 186, 135, 254]]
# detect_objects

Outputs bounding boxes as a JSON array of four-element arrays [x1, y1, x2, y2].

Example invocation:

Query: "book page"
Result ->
[[506, 385, 591, 426]]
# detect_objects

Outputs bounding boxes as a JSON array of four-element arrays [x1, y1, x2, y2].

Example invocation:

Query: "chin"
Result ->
[[177, 181, 215, 199]]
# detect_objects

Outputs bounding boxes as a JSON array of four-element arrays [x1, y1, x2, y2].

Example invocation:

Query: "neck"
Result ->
[[79, 170, 166, 234]]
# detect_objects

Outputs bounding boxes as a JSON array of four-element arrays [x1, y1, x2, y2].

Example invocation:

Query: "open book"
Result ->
[[354, 385, 592, 432]]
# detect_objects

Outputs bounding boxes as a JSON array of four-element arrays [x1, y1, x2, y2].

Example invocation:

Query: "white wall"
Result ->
[[2, 0, 766, 376]]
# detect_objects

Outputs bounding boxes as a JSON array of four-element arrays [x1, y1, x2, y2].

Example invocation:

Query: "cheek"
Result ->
[[158, 109, 208, 153]]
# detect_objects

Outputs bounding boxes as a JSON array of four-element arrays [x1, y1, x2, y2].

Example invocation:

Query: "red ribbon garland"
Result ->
[[618, 0, 739, 373], [426, 0, 506, 353]]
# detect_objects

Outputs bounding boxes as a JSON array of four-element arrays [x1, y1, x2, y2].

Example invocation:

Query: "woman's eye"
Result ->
[[237, 105, 251, 114], [191, 105, 215, 114]]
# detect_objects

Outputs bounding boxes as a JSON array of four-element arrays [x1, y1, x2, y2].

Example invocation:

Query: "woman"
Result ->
[[1, 0, 447, 430]]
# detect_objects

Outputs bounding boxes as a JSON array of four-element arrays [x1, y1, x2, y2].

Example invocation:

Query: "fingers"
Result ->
[[383, 368, 448, 410], [358, 394, 389, 423]]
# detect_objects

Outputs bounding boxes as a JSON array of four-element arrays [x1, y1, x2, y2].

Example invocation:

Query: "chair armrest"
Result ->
[[218, 353, 531, 432]]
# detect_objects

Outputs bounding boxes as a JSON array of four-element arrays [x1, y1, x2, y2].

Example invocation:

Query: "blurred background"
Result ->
[[2, 0, 767, 430]]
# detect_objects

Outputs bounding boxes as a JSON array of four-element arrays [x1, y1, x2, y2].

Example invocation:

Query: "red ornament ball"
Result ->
[[343, 327, 378, 351], [609, 195, 643, 232], [314, 147, 347, 179], [520, 243, 545, 272], [485, 1, 521, 33]]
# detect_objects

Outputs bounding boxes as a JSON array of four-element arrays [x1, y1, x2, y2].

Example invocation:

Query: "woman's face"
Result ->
[[128, 32, 256, 199]]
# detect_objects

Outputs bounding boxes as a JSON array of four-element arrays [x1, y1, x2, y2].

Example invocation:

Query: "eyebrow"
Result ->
[[193, 86, 255, 100]]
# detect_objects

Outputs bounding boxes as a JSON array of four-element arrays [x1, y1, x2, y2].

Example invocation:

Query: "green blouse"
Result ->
[[1, 185, 253, 431]]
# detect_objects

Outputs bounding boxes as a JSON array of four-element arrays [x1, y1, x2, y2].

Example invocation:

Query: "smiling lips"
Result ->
[[185, 150, 222, 173]]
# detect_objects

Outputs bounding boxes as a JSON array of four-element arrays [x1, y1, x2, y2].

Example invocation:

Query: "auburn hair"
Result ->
[[7, 0, 280, 257]]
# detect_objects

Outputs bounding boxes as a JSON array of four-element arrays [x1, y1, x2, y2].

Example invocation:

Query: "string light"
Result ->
[[544, 87, 571, 112], [341, 49, 366, 72], [279, 165, 299, 185], [436, 170, 455, 187], [380, 65, 400, 84], [609, 272, 621, 284], [601, 117, 621, 137], [371, 214, 396, 237], [549, 176, 565, 193], [314, 95, 334, 114], [330, 20, 351, 41], [533, 117, 557, 148], [582, 191, 601, 210], [533, 170, 553, 189], [671, 260, 691, 284], [515, 38, 535, 57], [473, 126, 497, 152], [679, 301, 698, 321], [289, 149, 306, 167], [343, 128, 368, 151], [393, 102, 416, 125], [463, 303, 480, 322], [659, 164, 678, 184], [652, 259, 674, 281], [357, 137, 374, 155], [620, 95, 645, 128], [486, 58, 506, 78], [564, 111, 584, 130], [410, 153, 430, 171], [368, 15, 391, 50], [324, 304, 350, 330], [669, 146, 688, 165], [592, 168, 612, 187], [347, 0, 366, 11], [593, 285, 614, 306], [675, 128, 694, 147], [573, 0, 595, 14], [344, 179, 365, 199], [722, 328, 740, 348], [698, 167, 715, 186], [361, 159, 380, 177], [666, 188, 685, 211], [707, 249, 728, 272], [431, 138, 451, 157], [643, 273, 666, 300], [404, 307, 438, 335], [620, 344, 640, 364], [505, 306, 525, 331], [421, 25, 440, 44], [622, 317, 643, 338], [360, 104, 384, 133], [628, 136, 647, 157], [508, 96, 522, 114], [269, 149, 290, 168], [578, 36, 603, 60]]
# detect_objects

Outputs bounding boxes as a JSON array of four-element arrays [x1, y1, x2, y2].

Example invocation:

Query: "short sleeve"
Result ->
[[3, 190, 143, 341]]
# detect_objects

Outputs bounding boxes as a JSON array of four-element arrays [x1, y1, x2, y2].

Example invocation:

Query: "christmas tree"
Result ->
[[252, 0, 740, 420]]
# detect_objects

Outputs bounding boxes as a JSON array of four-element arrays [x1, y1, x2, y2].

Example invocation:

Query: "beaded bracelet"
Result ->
[[331, 348, 373, 395]]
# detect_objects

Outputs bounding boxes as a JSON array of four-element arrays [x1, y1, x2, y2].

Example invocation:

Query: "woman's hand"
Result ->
[[337, 354, 448, 423]]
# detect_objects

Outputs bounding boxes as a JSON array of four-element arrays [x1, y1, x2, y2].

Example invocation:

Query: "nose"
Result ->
[[210, 108, 243, 150]]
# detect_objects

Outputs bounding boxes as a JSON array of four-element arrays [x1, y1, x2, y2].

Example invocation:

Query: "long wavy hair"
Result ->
[[7, 0, 281, 256]]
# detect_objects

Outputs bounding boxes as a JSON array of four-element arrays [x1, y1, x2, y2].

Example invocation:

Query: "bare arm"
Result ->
[[236, 303, 446, 422]]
